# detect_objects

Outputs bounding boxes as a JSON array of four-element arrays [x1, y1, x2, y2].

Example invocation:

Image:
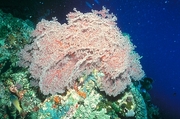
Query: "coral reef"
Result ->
[[0, 8, 161, 119], [129, 84, 147, 119], [0, 9, 33, 74], [18, 7, 144, 97]]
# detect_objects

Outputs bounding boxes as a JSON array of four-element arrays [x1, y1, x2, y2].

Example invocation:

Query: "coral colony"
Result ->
[[0, 7, 160, 119], [18, 7, 144, 96]]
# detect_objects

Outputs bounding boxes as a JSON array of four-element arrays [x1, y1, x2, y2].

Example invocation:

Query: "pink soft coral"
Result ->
[[18, 7, 144, 96]]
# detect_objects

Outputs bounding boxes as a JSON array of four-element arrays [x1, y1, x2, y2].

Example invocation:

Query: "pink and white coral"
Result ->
[[18, 7, 144, 96]]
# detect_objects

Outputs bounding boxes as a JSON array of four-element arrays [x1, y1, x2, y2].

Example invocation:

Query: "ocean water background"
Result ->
[[109, 1, 180, 118], [1, 0, 180, 118]]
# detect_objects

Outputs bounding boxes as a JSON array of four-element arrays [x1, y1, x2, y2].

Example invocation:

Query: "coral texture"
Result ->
[[18, 7, 144, 96], [129, 84, 147, 119]]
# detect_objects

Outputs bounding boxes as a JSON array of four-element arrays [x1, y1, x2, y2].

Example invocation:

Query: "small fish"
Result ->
[[94, 0, 99, 4], [10, 94, 22, 113], [86, 1, 92, 9]]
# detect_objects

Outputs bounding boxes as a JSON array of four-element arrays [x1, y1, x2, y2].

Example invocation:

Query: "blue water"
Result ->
[[1, 0, 180, 118], [110, 1, 180, 118]]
